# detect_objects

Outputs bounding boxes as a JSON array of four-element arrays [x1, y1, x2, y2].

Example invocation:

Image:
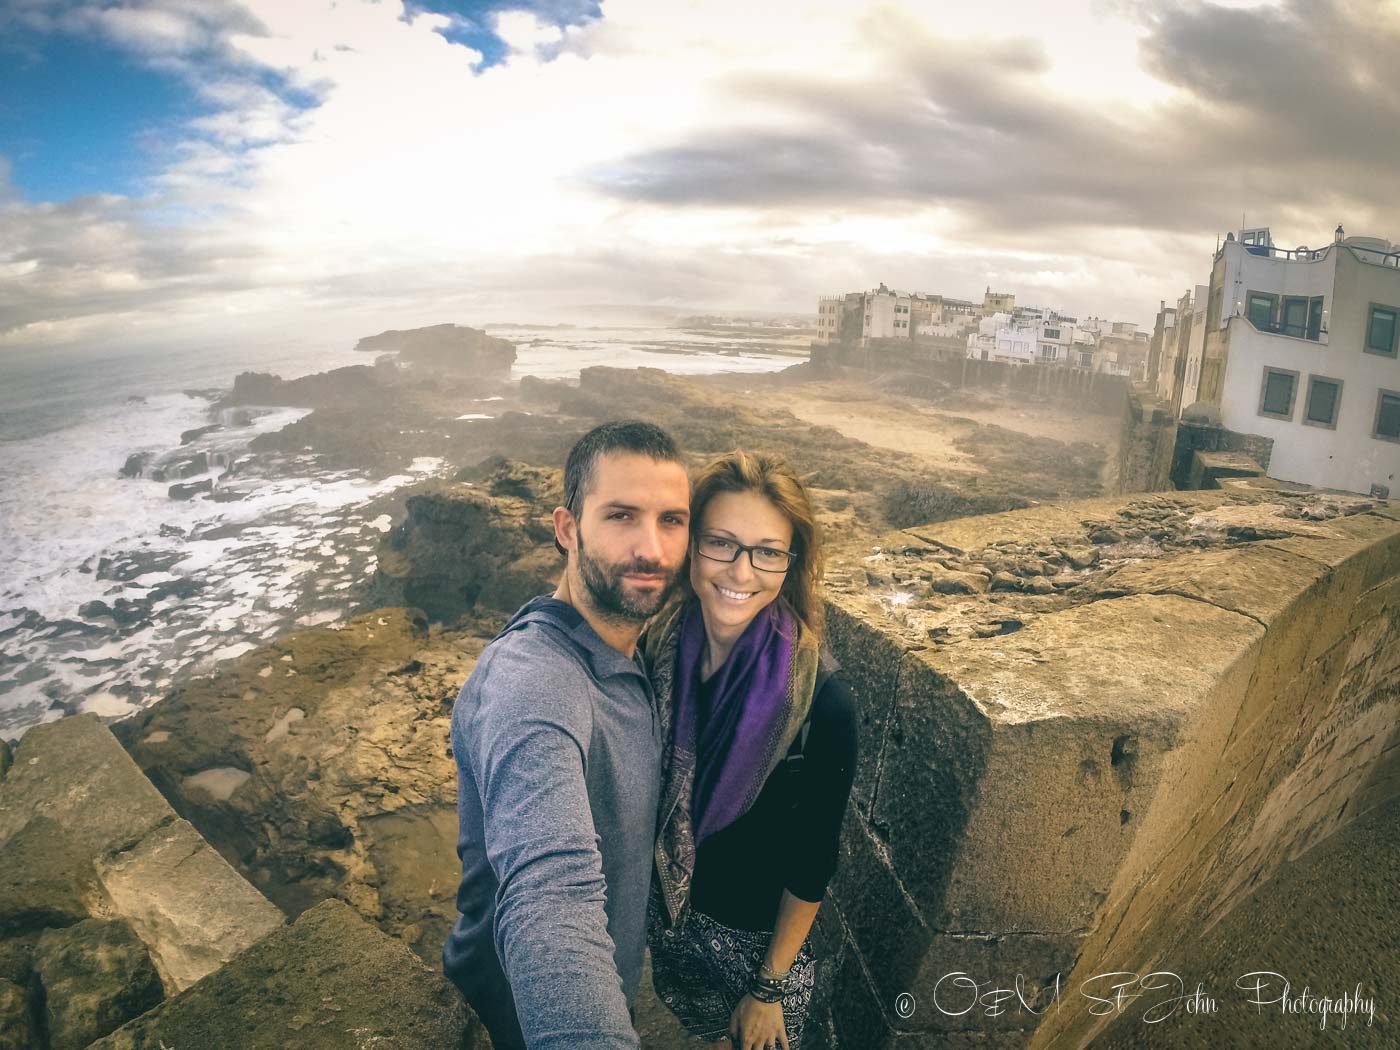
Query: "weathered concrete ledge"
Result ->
[[0, 715, 284, 994], [806, 484, 1400, 1049], [90, 899, 474, 1049]]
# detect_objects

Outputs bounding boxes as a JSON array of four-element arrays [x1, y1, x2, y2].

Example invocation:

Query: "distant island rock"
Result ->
[[353, 323, 516, 376]]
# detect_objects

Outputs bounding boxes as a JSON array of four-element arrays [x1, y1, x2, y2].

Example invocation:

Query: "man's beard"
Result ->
[[575, 527, 680, 623]]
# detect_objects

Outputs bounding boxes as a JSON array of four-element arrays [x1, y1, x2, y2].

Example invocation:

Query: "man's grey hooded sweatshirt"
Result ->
[[442, 596, 662, 1050]]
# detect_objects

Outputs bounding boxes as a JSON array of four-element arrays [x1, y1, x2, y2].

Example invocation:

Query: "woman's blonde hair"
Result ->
[[689, 450, 825, 641]]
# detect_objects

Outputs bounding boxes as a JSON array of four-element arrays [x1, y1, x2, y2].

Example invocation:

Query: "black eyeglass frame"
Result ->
[[694, 533, 797, 573]]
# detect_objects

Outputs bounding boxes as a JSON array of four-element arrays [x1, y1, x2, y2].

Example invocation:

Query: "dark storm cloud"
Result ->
[[585, 0, 1400, 240]]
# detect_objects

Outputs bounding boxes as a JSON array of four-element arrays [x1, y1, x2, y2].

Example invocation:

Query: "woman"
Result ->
[[643, 450, 858, 1050]]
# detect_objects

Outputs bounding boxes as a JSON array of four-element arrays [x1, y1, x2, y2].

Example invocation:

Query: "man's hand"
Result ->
[[727, 992, 788, 1050]]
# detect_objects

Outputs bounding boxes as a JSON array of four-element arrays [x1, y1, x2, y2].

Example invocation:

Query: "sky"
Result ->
[[2, 0, 1399, 353]]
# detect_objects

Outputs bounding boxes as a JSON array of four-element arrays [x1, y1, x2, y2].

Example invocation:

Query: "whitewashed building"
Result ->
[[1190, 225, 1400, 497]]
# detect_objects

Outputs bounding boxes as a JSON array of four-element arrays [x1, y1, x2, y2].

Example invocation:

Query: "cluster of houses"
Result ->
[[1145, 224, 1400, 498], [814, 285, 1149, 378], [814, 221, 1400, 498]]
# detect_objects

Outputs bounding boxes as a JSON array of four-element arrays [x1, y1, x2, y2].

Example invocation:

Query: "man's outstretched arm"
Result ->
[[466, 646, 638, 1050]]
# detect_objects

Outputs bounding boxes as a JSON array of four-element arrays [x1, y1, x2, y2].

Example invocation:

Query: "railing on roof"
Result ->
[[1215, 241, 1400, 268]]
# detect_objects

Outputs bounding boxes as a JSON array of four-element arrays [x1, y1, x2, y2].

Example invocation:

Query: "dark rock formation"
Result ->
[[178, 424, 220, 445], [167, 479, 213, 501], [150, 452, 207, 482], [375, 458, 562, 622], [35, 919, 163, 1050], [354, 323, 516, 377], [119, 453, 150, 479], [88, 900, 475, 1049], [222, 365, 384, 409]]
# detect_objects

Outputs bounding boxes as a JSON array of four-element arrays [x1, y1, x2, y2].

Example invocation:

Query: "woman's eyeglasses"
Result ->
[[695, 534, 795, 573]]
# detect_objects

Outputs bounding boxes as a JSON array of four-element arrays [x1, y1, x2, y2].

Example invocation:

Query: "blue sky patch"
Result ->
[[0, 35, 202, 202], [406, 0, 602, 67]]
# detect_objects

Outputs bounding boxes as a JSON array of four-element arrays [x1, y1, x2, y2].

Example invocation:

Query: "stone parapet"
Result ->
[[807, 487, 1399, 1049]]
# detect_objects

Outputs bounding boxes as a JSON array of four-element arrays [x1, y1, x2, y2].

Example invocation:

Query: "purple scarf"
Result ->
[[645, 595, 820, 928], [674, 596, 796, 844]]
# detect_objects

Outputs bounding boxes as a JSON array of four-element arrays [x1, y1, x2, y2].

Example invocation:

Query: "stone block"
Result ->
[[826, 812, 932, 1011], [0, 816, 106, 936], [868, 654, 992, 922], [0, 715, 172, 856], [91, 899, 473, 1049], [96, 817, 284, 992], [823, 602, 912, 816], [35, 919, 163, 1050], [961, 597, 1254, 929]]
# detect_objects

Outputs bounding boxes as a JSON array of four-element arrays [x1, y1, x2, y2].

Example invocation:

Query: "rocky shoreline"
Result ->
[[1, 323, 1129, 1048]]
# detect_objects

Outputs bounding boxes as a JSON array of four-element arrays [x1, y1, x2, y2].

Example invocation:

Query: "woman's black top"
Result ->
[[688, 671, 859, 933]]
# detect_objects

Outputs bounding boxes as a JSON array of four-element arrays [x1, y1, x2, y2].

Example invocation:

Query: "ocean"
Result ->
[[0, 325, 806, 739]]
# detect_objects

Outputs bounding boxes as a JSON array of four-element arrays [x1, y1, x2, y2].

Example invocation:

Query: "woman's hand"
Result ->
[[726, 993, 789, 1050]]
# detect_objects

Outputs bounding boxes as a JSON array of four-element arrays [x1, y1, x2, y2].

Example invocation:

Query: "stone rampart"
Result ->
[[806, 485, 1399, 1049], [815, 343, 1130, 415]]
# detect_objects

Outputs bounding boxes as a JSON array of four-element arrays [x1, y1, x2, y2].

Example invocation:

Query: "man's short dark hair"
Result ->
[[556, 421, 684, 555]]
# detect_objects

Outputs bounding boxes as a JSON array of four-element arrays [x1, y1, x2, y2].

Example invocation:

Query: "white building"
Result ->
[[967, 312, 1040, 364], [1190, 225, 1400, 497], [1178, 284, 1209, 412], [814, 285, 913, 345]]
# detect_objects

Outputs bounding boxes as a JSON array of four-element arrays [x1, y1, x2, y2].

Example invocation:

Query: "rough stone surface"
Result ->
[[0, 978, 37, 1050], [0, 715, 172, 857], [35, 918, 164, 1050], [0, 936, 36, 987], [373, 458, 562, 621], [808, 487, 1400, 1049], [1093, 791, 1400, 1049], [0, 816, 106, 937], [90, 900, 476, 1050], [117, 608, 483, 960], [96, 817, 284, 992], [0, 716, 287, 995]]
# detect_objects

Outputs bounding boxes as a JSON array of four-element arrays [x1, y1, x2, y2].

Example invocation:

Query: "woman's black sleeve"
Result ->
[[781, 673, 859, 903]]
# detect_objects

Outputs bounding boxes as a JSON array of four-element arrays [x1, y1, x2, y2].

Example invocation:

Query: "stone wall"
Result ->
[[1170, 419, 1274, 488], [814, 344, 1130, 415], [1115, 387, 1177, 494], [804, 486, 1399, 1049]]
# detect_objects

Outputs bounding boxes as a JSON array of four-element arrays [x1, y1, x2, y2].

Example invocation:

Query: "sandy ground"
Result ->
[[763, 376, 1121, 486]]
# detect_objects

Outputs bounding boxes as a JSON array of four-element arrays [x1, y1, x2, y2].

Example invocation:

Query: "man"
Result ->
[[443, 420, 691, 1050]]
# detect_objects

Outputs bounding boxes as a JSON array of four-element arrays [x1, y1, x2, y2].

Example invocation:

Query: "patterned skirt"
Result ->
[[648, 897, 817, 1048]]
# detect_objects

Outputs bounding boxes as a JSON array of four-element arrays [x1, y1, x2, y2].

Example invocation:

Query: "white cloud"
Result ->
[[4, 0, 1395, 353], [494, 10, 565, 54]]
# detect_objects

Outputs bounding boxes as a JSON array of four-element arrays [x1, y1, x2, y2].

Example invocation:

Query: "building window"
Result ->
[[1268, 295, 1326, 340], [1366, 304, 1398, 357], [1246, 292, 1278, 329], [1044, 328, 1061, 340], [1303, 375, 1343, 429], [1375, 389, 1400, 443], [1258, 366, 1298, 419], [1280, 297, 1304, 337]]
